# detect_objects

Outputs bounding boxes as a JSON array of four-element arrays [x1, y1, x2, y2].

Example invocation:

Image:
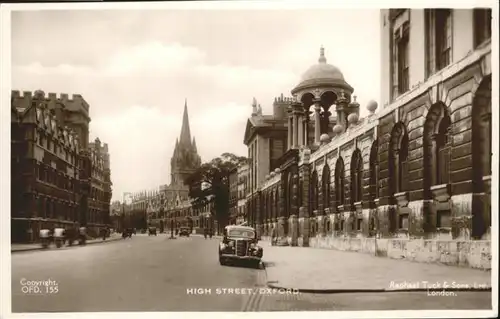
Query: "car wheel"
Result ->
[[219, 257, 225, 265]]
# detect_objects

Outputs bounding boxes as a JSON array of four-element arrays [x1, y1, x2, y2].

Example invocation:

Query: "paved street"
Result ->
[[12, 235, 492, 312], [12, 234, 261, 312]]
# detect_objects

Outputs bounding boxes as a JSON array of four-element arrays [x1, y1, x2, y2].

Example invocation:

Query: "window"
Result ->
[[437, 209, 451, 228], [322, 165, 331, 210], [335, 157, 345, 210], [396, 22, 410, 94], [424, 103, 451, 188], [369, 142, 379, 202], [426, 9, 452, 76], [310, 170, 319, 214], [350, 150, 363, 205], [436, 116, 451, 185], [474, 9, 492, 47], [391, 9, 410, 100], [389, 123, 409, 195]]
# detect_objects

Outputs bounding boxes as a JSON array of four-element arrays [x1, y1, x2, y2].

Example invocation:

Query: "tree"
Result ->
[[184, 153, 247, 228]]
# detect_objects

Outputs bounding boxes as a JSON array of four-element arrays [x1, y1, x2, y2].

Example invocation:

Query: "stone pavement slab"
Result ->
[[11, 233, 123, 253], [261, 243, 492, 292]]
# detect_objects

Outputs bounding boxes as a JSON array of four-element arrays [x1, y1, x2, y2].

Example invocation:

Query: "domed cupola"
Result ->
[[291, 47, 353, 95]]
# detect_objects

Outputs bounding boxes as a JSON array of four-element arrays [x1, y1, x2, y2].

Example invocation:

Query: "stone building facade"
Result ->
[[228, 167, 239, 224], [11, 89, 113, 242], [87, 138, 113, 233], [236, 163, 249, 224], [245, 8, 492, 269]]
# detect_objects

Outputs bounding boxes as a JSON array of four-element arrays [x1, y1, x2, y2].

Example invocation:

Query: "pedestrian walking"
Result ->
[[271, 226, 278, 246], [39, 228, 50, 248]]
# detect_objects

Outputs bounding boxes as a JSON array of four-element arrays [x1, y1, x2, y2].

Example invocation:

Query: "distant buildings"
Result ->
[[236, 163, 249, 225], [243, 8, 492, 269], [128, 99, 203, 232], [11, 89, 113, 243], [228, 167, 239, 224]]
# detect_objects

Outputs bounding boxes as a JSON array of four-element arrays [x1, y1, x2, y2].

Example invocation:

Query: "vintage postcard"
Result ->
[[1, 1, 497, 318]]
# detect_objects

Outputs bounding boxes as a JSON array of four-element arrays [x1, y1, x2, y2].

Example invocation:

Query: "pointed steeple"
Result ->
[[192, 137, 197, 152], [179, 98, 192, 146]]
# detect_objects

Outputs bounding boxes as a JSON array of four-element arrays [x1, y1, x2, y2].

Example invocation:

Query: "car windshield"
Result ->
[[227, 229, 255, 239]]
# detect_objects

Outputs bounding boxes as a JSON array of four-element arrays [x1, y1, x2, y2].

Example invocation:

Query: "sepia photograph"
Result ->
[[1, 0, 497, 318]]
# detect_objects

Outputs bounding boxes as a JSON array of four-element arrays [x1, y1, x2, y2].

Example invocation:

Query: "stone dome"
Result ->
[[292, 47, 346, 93]]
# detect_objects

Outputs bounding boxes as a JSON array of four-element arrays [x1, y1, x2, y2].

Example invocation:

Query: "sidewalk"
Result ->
[[261, 242, 492, 293], [11, 233, 123, 253]]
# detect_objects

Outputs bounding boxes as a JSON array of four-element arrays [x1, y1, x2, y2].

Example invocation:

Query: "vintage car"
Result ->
[[179, 227, 190, 237], [148, 227, 157, 236], [218, 225, 263, 267]]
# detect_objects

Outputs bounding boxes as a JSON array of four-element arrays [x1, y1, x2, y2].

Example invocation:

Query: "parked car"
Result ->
[[148, 227, 157, 236], [218, 225, 263, 267], [179, 227, 190, 237]]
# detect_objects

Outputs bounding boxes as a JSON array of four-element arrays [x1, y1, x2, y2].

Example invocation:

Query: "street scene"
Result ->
[[6, 3, 495, 317], [12, 234, 492, 312]]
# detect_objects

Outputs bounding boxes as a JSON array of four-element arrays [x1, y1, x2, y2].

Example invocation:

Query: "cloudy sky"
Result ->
[[11, 7, 380, 201]]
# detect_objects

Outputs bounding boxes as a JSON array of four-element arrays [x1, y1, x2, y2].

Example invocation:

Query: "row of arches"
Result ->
[[252, 76, 491, 239]]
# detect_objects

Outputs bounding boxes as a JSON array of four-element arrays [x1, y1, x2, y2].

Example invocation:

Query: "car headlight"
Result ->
[[250, 243, 256, 249], [228, 241, 234, 247]]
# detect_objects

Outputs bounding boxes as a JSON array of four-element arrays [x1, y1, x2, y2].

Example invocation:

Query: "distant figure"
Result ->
[[39, 229, 50, 248], [65, 226, 75, 246], [271, 226, 278, 246], [79, 227, 87, 245], [54, 227, 65, 248]]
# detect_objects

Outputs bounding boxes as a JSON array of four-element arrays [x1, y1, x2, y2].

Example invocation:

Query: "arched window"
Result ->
[[310, 170, 319, 214], [322, 164, 331, 212], [350, 149, 363, 205], [389, 122, 409, 196], [369, 141, 379, 204], [423, 102, 451, 193], [334, 157, 345, 210]]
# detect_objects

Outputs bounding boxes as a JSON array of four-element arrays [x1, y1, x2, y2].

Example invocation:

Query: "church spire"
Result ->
[[179, 98, 192, 146], [192, 137, 197, 152]]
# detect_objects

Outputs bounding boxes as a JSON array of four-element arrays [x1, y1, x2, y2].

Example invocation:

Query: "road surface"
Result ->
[[11, 234, 492, 312]]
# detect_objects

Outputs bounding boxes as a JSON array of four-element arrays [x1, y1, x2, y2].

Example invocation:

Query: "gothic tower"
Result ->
[[170, 99, 202, 186]]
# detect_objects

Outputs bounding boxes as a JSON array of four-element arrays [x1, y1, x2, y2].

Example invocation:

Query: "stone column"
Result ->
[[297, 114, 304, 147], [322, 110, 331, 136], [303, 119, 308, 146], [293, 114, 299, 148], [299, 207, 309, 247], [290, 215, 299, 246], [287, 115, 293, 150], [314, 104, 321, 145], [317, 215, 324, 237]]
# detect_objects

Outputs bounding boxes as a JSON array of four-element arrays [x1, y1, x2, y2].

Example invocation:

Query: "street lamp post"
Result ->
[[122, 192, 132, 231], [169, 212, 176, 239]]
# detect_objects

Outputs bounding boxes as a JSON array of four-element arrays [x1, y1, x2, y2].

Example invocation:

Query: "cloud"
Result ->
[[89, 105, 181, 196]]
